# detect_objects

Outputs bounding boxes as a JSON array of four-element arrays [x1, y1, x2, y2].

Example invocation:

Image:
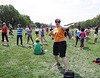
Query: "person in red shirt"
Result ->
[[46, 27, 49, 35], [1, 22, 9, 46]]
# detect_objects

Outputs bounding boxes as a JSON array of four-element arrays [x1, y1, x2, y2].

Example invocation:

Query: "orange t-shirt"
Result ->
[[52, 26, 66, 42]]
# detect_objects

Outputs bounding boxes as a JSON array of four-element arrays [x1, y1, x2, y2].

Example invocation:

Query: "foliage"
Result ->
[[75, 14, 100, 28], [0, 5, 49, 28]]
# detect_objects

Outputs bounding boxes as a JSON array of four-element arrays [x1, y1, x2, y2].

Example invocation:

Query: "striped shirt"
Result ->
[[17, 28, 23, 35]]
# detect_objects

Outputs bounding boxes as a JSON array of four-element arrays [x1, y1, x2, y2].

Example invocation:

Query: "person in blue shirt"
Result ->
[[40, 25, 48, 45], [75, 26, 81, 47], [16, 24, 23, 46]]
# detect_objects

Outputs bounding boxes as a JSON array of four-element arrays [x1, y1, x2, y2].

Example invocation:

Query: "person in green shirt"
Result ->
[[33, 38, 43, 54]]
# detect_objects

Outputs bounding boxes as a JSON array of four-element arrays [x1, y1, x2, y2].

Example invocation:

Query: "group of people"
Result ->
[[1, 19, 99, 74], [75, 25, 99, 50]]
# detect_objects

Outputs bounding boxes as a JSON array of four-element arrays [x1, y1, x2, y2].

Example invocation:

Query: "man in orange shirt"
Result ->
[[49, 19, 77, 73]]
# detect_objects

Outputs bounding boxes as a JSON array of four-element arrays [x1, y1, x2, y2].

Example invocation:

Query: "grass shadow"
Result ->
[[84, 47, 91, 51], [58, 66, 65, 74], [58, 66, 82, 78], [22, 45, 26, 48], [74, 72, 82, 78], [34, 52, 45, 55], [88, 42, 95, 44], [43, 44, 48, 46], [3, 45, 10, 47]]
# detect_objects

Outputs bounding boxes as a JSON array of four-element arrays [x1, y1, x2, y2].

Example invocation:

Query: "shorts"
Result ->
[[80, 37, 84, 44], [53, 41, 67, 57], [41, 34, 44, 37], [9, 31, 13, 35], [25, 33, 27, 35], [35, 31, 39, 34], [76, 36, 80, 42], [28, 34, 32, 37], [86, 35, 89, 37], [94, 34, 98, 38]]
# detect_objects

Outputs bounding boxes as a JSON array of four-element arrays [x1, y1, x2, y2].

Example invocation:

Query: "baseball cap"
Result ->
[[36, 38, 39, 42], [3, 22, 6, 25]]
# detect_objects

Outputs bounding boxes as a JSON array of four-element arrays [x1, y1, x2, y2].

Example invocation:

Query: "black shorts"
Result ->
[[53, 41, 67, 57], [9, 31, 13, 35], [25, 33, 27, 35], [35, 31, 39, 34]]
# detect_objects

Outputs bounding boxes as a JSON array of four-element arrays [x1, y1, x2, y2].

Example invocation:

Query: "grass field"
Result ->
[[0, 29, 100, 78]]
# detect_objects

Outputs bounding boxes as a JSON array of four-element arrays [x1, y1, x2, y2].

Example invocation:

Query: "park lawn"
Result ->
[[0, 29, 100, 78]]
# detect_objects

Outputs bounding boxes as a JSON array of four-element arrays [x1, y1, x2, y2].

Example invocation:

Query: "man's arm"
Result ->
[[49, 30, 53, 36], [61, 22, 77, 31]]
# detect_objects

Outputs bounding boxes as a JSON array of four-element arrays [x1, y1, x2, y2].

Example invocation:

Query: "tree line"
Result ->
[[74, 14, 100, 28], [0, 5, 48, 28]]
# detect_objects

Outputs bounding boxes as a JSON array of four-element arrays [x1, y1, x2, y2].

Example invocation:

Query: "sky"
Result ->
[[0, 0, 100, 25]]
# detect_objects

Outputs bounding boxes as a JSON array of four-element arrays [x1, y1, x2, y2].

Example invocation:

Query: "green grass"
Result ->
[[0, 29, 100, 78]]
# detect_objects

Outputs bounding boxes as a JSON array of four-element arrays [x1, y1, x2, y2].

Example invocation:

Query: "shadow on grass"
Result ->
[[34, 52, 45, 55], [3, 45, 10, 47], [58, 66, 82, 78], [43, 44, 48, 46], [84, 47, 91, 51], [88, 42, 95, 44]]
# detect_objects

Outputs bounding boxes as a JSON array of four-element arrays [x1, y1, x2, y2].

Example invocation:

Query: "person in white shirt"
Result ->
[[25, 26, 29, 37], [27, 26, 34, 44], [35, 26, 39, 37]]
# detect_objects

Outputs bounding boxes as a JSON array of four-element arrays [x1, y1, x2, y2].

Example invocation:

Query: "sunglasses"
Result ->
[[55, 21, 60, 23]]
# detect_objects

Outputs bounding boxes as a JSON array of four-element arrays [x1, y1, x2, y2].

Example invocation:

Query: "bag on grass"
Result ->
[[95, 58, 100, 63], [92, 58, 100, 64], [63, 71, 74, 78]]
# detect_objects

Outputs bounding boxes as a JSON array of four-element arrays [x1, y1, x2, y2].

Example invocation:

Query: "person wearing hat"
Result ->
[[33, 38, 43, 54], [1, 22, 9, 45]]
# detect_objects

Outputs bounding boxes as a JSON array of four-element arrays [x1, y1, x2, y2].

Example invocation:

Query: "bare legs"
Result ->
[[54, 55, 68, 70], [86, 37, 89, 43], [27, 37, 34, 44], [61, 57, 68, 70], [75, 41, 78, 47], [94, 38, 97, 43], [41, 36, 48, 45], [54, 56, 59, 63], [36, 34, 39, 38]]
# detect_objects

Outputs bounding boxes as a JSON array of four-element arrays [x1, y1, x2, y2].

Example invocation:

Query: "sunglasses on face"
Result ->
[[55, 21, 60, 23]]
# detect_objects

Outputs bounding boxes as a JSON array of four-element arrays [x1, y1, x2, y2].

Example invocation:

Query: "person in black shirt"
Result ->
[[50, 26, 53, 31], [94, 25, 99, 43], [9, 26, 13, 38], [50, 26, 54, 40], [65, 28, 70, 39]]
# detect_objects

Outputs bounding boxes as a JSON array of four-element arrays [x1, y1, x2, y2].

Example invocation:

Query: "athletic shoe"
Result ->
[[54, 62, 60, 66]]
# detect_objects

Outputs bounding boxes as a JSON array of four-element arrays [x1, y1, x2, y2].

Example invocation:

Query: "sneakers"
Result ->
[[75, 45, 77, 47], [54, 62, 60, 66]]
